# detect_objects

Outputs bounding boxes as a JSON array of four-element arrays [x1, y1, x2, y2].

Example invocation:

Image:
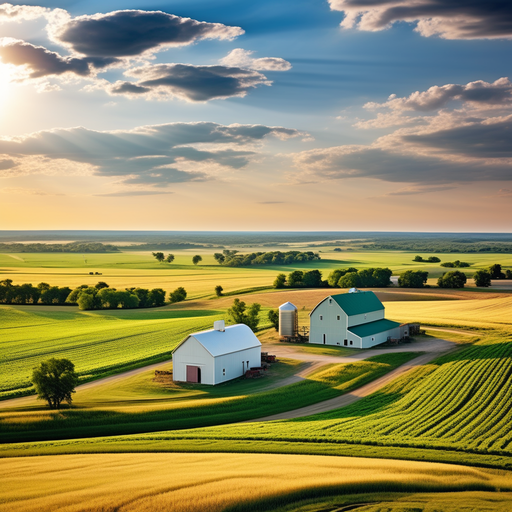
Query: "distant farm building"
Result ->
[[309, 290, 401, 349], [172, 320, 261, 385]]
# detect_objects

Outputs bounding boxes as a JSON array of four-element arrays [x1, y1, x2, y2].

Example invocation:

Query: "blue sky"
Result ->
[[0, 1, 511, 231]]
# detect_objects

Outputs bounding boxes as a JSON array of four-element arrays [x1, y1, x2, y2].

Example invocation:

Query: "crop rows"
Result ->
[[0, 306, 222, 398], [169, 333, 512, 457]]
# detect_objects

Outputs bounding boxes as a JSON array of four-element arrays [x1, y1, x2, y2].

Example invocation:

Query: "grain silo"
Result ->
[[279, 302, 298, 338]]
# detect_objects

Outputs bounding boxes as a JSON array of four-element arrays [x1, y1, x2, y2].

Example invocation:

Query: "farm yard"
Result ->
[[1, 242, 512, 510]]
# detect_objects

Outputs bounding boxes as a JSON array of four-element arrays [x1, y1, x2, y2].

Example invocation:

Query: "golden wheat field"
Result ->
[[1, 453, 511, 512]]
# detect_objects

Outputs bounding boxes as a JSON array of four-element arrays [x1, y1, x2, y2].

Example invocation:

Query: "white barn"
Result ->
[[309, 290, 400, 349], [172, 320, 261, 385]]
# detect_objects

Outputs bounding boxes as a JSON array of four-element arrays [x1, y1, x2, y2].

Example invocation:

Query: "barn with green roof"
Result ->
[[309, 290, 401, 349]]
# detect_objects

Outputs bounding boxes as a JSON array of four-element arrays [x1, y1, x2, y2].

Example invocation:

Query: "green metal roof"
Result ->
[[331, 291, 384, 316], [348, 318, 401, 338]]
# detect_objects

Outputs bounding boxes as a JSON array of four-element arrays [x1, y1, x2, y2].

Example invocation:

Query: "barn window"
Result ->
[[371, 337, 375, 341], [329, 298, 332, 305], [337, 315, 340, 320], [364, 314, 367, 320], [350, 340, 353, 345], [222, 368, 226, 376], [320, 315, 323, 320]]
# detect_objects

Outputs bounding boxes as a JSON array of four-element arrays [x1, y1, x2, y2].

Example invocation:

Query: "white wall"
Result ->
[[173, 336, 214, 385], [309, 297, 347, 346], [347, 309, 384, 328], [360, 325, 401, 349], [214, 346, 261, 384]]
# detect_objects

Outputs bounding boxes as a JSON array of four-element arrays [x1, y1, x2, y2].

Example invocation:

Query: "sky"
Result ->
[[0, 0, 511, 232]]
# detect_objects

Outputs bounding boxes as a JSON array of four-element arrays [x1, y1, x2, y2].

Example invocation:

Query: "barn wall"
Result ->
[[173, 336, 214, 385], [360, 326, 401, 349], [347, 309, 384, 328], [214, 346, 261, 384], [309, 297, 347, 346]]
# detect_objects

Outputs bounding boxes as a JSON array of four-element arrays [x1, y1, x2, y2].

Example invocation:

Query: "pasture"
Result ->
[[1, 452, 510, 512]]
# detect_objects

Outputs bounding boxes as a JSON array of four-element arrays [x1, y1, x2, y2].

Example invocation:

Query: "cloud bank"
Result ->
[[329, 0, 512, 40], [0, 122, 303, 188]]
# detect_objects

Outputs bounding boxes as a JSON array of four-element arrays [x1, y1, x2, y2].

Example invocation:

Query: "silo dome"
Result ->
[[279, 302, 298, 337]]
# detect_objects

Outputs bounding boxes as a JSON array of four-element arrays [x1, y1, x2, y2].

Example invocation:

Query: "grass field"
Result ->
[[1, 453, 510, 512], [0, 352, 418, 443], [0, 305, 224, 399], [2, 249, 511, 297]]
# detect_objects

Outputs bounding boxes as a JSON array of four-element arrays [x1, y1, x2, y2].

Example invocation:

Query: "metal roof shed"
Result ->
[[172, 322, 261, 385]]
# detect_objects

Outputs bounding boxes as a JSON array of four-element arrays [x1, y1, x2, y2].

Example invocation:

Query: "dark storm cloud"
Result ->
[[402, 115, 512, 158], [110, 64, 270, 102], [293, 146, 512, 184], [0, 122, 302, 187], [0, 39, 90, 77], [53, 10, 244, 58], [0, 158, 17, 170], [330, 0, 512, 39]]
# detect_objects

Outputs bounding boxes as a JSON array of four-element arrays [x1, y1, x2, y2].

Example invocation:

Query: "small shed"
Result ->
[[172, 320, 261, 385]]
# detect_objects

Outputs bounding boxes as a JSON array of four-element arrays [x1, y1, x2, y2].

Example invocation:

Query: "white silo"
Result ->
[[279, 302, 298, 338]]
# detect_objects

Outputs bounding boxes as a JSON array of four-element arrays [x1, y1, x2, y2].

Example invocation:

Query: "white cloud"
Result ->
[[219, 48, 291, 71]]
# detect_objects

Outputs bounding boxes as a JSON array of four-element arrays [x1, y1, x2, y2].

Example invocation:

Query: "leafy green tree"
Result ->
[[77, 287, 101, 310], [192, 255, 202, 265], [169, 286, 187, 303], [149, 288, 166, 307], [0, 279, 14, 304], [152, 252, 165, 263], [506, 270, 512, 279], [427, 256, 441, 263], [97, 288, 120, 309], [489, 264, 505, 279], [117, 291, 139, 308], [166, 254, 175, 263], [268, 309, 279, 331], [40, 286, 62, 305], [302, 269, 322, 287], [287, 270, 304, 287], [214, 253, 225, 264], [31, 358, 79, 409], [57, 287, 72, 304], [215, 285, 223, 297], [413, 255, 424, 262], [372, 268, 393, 287], [398, 270, 429, 288], [273, 273, 286, 289], [227, 298, 261, 330], [66, 285, 89, 304], [95, 281, 109, 290], [473, 270, 492, 287], [338, 272, 361, 288], [438, 271, 467, 288], [37, 282, 51, 292], [441, 262, 455, 268], [327, 269, 348, 287]]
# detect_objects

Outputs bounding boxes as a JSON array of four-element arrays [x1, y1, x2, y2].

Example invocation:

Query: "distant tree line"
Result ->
[[440, 260, 471, 268], [214, 250, 321, 267], [0, 242, 119, 253], [1, 280, 188, 309], [273, 267, 393, 289], [0, 280, 72, 304], [363, 241, 512, 253], [122, 242, 212, 251], [413, 255, 441, 262]]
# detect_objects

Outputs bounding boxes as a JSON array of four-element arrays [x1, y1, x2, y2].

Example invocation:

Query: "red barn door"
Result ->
[[186, 365, 201, 383]]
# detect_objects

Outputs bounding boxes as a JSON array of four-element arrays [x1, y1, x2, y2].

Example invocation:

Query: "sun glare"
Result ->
[[0, 64, 13, 106]]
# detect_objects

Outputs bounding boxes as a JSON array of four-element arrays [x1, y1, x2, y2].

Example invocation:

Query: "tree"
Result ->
[[489, 264, 505, 279], [213, 253, 225, 264], [413, 255, 424, 262], [66, 285, 89, 304], [427, 256, 441, 263], [95, 281, 109, 290], [302, 269, 322, 288], [192, 255, 202, 265], [372, 268, 393, 287], [398, 270, 429, 288], [152, 252, 165, 263], [40, 286, 62, 304], [97, 288, 120, 309], [473, 270, 492, 287], [77, 287, 101, 310], [268, 309, 279, 331], [273, 273, 286, 289], [438, 271, 467, 289], [287, 270, 304, 287], [227, 298, 261, 330], [338, 272, 361, 288], [149, 288, 166, 307], [506, 270, 512, 279], [169, 286, 187, 303], [166, 254, 175, 263], [32, 358, 79, 409], [214, 285, 223, 297]]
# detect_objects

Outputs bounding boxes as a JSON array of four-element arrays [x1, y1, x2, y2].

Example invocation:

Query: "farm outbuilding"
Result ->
[[172, 320, 261, 385], [309, 290, 401, 349]]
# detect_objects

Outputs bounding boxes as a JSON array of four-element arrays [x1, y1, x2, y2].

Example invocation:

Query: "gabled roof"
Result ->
[[348, 318, 400, 338], [173, 323, 261, 357], [331, 291, 384, 316]]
